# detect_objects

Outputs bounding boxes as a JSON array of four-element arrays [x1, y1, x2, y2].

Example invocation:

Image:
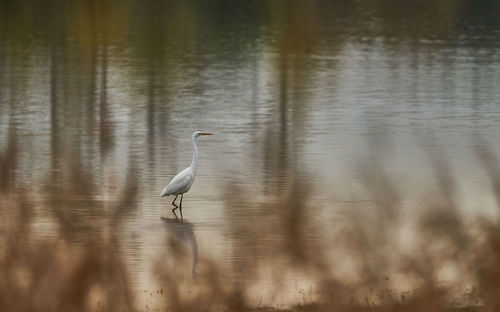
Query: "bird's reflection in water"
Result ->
[[160, 217, 198, 279]]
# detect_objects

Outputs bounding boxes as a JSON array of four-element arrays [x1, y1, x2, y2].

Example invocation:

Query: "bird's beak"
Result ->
[[200, 132, 213, 135]]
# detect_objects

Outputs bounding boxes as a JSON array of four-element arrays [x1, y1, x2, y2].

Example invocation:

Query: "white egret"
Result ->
[[160, 131, 213, 219]]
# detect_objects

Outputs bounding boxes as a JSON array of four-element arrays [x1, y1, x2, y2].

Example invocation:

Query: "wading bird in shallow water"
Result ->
[[160, 131, 213, 219]]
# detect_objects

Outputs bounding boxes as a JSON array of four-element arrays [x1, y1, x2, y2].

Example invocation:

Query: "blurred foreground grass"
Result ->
[[1, 129, 500, 312]]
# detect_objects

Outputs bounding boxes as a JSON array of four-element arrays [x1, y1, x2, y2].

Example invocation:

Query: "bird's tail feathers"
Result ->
[[160, 184, 171, 198]]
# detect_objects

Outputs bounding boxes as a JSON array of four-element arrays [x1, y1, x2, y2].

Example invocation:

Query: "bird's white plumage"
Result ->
[[160, 131, 212, 202], [160, 167, 195, 197]]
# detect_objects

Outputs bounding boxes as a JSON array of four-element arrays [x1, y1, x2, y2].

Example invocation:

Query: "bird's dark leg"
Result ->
[[171, 195, 179, 219], [180, 194, 184, 220]]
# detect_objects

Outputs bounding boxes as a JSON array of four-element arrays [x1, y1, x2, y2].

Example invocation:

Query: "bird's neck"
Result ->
[[190, 134, 198, 174]]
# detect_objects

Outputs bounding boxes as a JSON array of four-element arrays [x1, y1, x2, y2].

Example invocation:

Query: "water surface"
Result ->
[[2, 0, 500, 307]]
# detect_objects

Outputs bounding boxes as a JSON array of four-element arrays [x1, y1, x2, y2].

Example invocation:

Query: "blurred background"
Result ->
[[2, 0, 500, 310]]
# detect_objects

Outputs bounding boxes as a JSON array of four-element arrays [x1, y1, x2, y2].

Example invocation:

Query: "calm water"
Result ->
[[2, 0, 500, 307]]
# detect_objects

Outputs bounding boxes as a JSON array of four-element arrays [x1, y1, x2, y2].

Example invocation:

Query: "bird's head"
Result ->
[[193, 131, 213, 138]]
